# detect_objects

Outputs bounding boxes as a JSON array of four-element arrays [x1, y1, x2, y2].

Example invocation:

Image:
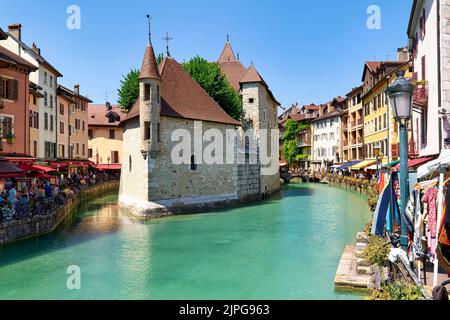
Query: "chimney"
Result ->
[[8, 23, 22, 41], [32, 42, 41, 55], [397, 47, 409, 62], [106, 102, 112, 111], [74, 84, 80, 95]]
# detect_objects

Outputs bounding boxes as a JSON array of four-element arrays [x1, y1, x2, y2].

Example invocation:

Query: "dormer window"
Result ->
[[144, 84, 151, 101]]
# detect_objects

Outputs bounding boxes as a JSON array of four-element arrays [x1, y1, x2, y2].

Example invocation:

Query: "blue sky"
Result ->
[[1, 0, 413, 108]]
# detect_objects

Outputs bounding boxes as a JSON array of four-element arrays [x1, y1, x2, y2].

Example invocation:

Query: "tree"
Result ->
[[182, 56, 243, 120], [281, 119, 311, 166], [117, 69, 140, 113]]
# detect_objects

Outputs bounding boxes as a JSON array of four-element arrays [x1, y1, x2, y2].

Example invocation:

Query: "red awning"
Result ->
[[32, 165, 55, 173], [4, 156, 36, 163], [393, 157, 434, 171], [96, 164, 121, 170], [0, 160, 25, 178], [27, 172, 52, 179]]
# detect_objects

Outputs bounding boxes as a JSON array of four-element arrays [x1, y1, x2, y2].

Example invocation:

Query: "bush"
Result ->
[[363, 236, 390, 266], [370, 281, 423, 300]]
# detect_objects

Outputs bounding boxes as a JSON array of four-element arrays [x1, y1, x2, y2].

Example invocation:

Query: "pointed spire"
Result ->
[[218, 35, 237, 62], [146, 15, 152, 45], [140, 15, 160, 81], [162, 32, 173, 57]]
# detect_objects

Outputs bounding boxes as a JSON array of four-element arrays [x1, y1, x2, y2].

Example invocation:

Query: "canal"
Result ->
[[0, 183, 371, 300]]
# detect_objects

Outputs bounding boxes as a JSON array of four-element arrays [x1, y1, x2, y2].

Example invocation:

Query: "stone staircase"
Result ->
[[335, 232, 372, 289]]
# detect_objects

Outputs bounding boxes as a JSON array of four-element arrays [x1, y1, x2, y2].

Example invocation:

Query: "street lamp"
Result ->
[[386, 70, 414, 251]]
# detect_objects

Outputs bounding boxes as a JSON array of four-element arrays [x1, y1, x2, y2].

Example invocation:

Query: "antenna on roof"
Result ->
[[146, 14, 152, 45], [162, 32, 173, 57], [227, 33, 230, 42]]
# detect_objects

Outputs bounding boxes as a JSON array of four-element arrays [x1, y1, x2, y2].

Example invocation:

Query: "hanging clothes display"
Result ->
[[372, 174, 400, 237]]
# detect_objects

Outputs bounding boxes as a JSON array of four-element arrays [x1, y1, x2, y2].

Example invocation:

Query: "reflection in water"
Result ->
[[0, 185, 371, 300]]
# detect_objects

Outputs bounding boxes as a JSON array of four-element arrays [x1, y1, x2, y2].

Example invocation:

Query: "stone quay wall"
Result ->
[[0, 180, 120, 246]]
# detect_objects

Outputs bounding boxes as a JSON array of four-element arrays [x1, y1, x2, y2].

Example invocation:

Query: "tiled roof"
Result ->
[[311, 111, 341, 123], [89, 104, 127, 127], [217, 41, 246, 92], [219, 60, 246, 92], [124, 57, 241, 126], [57, 85, 92, 103], [139, 44, 161, 81], [0, 45, 37, 71], [240, 65, 280, 106], [5, 32, 62, 77]]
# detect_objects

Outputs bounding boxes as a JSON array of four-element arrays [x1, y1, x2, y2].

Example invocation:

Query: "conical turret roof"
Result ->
[[139, 44, 161, 81]]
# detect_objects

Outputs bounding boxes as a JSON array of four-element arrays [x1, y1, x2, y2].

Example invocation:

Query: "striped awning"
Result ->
[[350, 160, 377, 171], [381, 160, 400, 168]]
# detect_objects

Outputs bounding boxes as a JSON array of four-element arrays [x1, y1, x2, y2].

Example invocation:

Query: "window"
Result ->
[[88, 129, 93, 139], [111, 151, 119, 164], [50, 94, 53, 108], [82, 121, 85, 131], [375, 118, 378, 132], [1, 116, 13, 138], [44, 92, 48, 106], [44, 112, 48, 130], [129, 155, 132, 172], [29, 111, 33, 128], [49, 76, 53, 88], [421, 55, 426, 81], [75, 119, 80, 130], [109, 129, 115, 139], [144, 83, 151, 101], [383, 113, 387, 129], [34, 112, 39, 129], [157, 123, 161, 142], [249, 98, 254, 104], [60, 122, 64, 134], [0, 78, 18, 100], [157, 85, 160, 104], [50, 115, 54, 131], [82, 144, 85, 156], [190, 155, 198, 171], [44, 72, 48, 85], [33, 141, 38, 158], [60, 103, 64, 115], [88, 148, 93, 158], [144, 121, 151, 140]]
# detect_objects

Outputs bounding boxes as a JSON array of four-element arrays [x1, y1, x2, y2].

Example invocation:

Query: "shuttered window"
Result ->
[[0, 78, 19, 100]]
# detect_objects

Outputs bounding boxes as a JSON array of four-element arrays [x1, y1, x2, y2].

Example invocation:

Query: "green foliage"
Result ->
[[370, 281, 423, 300], [367, 181, 379, 212], [281, 140, 300, 165], [157, 53, 164, 65], [363, 236, 390, 266], [182, 56, 243, 120], [282, 119, 310, 141], [117, 69, 140, 113]]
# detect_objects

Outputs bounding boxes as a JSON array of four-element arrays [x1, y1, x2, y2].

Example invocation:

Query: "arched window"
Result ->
[[190, 155, 197, 171], [129, 155, 132, 172]]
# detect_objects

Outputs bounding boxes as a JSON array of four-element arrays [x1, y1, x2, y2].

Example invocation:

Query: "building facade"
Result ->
[[57, 84, 92, 159], [343, 86, 364, 162], [29, 81, 43, 158], [361, 58, 411, 163], [311, 99, 346, 170], [0, 31, 37, 156], [0, 24, 62, 159], [88, 103, 126, 165], [408, 0, 449, 157]]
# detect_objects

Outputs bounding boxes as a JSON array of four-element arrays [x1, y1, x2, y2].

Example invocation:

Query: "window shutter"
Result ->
[[0, 78, 3, 98], [10, 80, 18, 100]]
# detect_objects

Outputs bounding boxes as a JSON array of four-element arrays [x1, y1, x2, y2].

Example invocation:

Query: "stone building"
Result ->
[[218, 39, 281, 196], [119, 35, 281, 217]]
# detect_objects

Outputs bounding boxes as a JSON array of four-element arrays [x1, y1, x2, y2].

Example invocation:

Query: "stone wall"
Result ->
[[0, 180, 119, 246]]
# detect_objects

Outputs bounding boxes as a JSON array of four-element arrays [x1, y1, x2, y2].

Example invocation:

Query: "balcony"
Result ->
[[413, 82, 428, 106]]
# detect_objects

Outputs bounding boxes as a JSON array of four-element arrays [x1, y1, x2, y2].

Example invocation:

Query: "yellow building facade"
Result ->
[[362, 61, 412, 164]]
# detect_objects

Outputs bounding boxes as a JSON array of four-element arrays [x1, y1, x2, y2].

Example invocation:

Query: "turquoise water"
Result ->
[[0, 184, 371, 300]]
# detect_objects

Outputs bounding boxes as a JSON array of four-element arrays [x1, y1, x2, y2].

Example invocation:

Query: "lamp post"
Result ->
[[386, 70, 414, 251]]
